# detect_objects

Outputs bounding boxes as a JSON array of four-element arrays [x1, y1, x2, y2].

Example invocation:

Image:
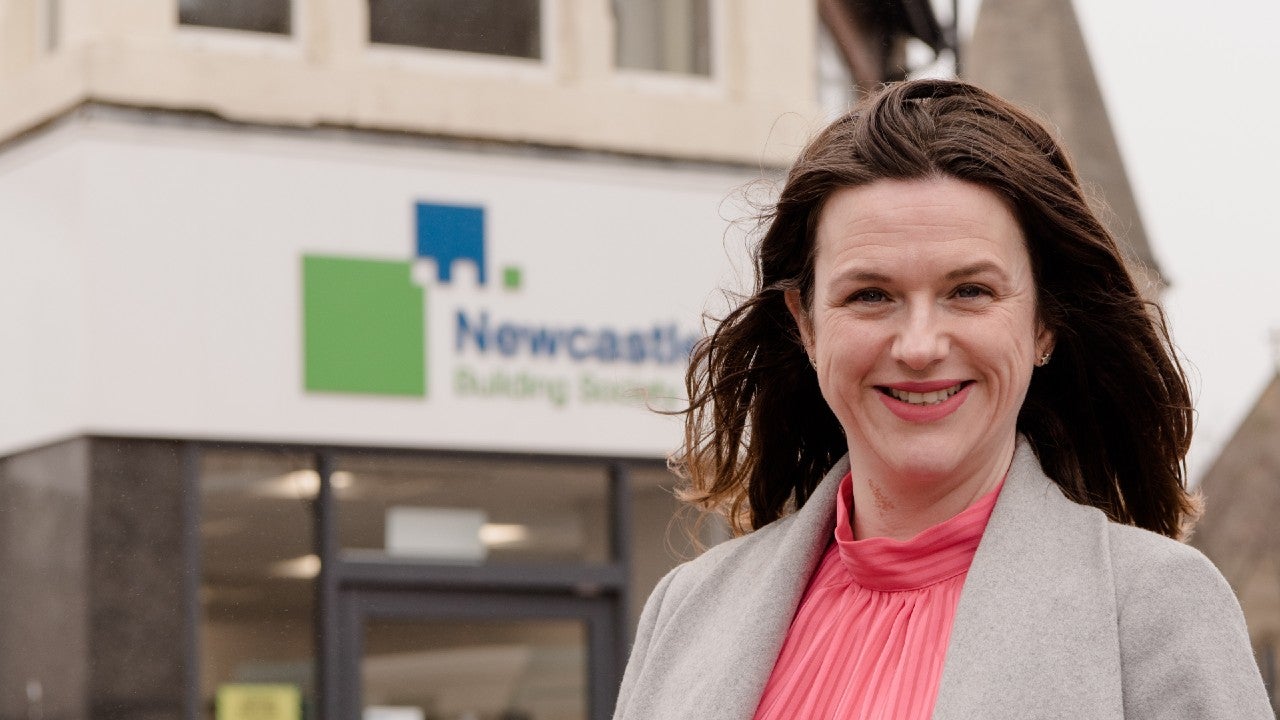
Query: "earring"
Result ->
[[1037, 351, 1052, 367], [808, 356, 818, 370]]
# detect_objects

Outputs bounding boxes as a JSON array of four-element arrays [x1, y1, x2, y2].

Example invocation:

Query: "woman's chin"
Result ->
[[864, 443, 977, 487], [852, 424, 1016, 487]]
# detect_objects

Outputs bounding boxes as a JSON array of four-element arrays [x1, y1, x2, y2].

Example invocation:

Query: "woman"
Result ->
[[613, 80, 1271, 719]]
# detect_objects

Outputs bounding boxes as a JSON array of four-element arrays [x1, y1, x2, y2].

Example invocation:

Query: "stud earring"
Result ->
[[1037, 351, 1052, 367]]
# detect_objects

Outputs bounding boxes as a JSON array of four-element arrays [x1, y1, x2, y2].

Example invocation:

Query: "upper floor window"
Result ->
[[614, 0, 712, 76], [179, 0, 291, 35], [368, 0, 542, 60]]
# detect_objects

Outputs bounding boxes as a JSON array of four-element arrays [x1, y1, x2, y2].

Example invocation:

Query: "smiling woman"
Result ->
[[612, 80, 1272, 719]]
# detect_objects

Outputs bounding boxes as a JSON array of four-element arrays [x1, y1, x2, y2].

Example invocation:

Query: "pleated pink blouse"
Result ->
[[753, 472, 1003, 720]]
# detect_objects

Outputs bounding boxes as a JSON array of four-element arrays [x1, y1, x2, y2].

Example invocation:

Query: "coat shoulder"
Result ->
[[1105, 522, 1229, 603], [1103, 522, 1272, 718]]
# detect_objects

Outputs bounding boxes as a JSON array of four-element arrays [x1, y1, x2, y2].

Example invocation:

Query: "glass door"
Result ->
[[337, 588, 618, 720]]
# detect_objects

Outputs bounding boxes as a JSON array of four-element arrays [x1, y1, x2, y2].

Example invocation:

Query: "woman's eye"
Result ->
[[850, 288, 889, 303], [953, 284, 990, 300]]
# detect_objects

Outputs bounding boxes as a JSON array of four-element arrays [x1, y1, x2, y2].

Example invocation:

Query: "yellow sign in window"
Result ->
[[215, 684, 301, 720]]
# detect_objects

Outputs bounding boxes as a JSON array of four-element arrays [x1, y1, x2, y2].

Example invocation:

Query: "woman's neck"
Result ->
[[849, 439, 1014, 541]]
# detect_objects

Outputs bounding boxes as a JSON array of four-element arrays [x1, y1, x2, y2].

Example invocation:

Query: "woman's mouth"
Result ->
[[881, 382, 968, 406], [874, 381, 975, 422]]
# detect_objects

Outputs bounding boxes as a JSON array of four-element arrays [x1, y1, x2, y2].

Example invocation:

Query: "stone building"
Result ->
[[1190, 374, 1280, 711]]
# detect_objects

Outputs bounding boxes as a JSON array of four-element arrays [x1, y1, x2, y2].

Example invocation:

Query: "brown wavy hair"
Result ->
[[672, 79, 1197, 539]]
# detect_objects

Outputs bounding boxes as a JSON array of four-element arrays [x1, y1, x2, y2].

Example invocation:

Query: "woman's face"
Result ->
[[787, 176, 1053, 487]]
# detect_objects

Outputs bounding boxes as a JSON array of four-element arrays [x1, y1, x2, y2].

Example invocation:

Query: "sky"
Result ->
[[949, 0, 1280, 481]]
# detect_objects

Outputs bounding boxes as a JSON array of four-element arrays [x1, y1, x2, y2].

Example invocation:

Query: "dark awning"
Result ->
[[820, 0, 952, 89]]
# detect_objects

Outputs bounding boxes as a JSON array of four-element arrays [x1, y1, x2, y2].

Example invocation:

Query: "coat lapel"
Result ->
[[932, 439, 1124, 718]]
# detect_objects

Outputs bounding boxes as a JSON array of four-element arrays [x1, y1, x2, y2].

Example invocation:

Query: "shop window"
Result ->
[[614, 0, 712, 75], [0, 440, 89, 720], [368, 0, 542, 60], [199, 448, 315, 720], [179, 0, 291, 35], [361, 617, 587, 719], [334, 453, 609, 564]]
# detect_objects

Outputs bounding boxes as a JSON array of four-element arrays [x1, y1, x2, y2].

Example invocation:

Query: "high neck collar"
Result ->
[[833, 472, 1003, 592]]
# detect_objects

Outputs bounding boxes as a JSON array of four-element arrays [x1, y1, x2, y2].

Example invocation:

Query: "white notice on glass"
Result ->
[[385, 506, 488, 563]]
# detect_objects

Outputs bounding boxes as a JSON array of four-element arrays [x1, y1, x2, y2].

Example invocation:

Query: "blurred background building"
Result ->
[[1190, 372, 1280, 711], [6, 1, 1259, 719]]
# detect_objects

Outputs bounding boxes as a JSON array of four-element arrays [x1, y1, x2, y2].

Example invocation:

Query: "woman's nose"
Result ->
[[891, 307, 949, 370]]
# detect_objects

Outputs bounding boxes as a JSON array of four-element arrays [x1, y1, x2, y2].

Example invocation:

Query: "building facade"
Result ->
[[0, 2, 946, 719]]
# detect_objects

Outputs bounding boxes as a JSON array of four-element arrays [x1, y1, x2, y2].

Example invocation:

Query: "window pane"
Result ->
[[335, 454, 610, 564], [615, 0, 711, 75], [369, 0, 542, 59], [0, 440, 88, 720], [200, 449, 315, 720], [179, 0, 291, 35], [363, 617, 586, 720]]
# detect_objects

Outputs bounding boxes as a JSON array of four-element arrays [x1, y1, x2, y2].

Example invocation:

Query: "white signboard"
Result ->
[[0, 115, 759, 457]]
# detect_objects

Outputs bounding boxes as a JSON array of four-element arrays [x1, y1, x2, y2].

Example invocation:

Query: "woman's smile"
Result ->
[[876, 380, 974, 422], [878, 379, 970, 405]]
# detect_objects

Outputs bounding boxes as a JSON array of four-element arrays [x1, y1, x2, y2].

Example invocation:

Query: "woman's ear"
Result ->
[[784, 289, 815, 358], [1035, 323, 1055, 362]]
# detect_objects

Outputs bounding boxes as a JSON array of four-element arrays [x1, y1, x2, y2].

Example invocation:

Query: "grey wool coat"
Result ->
[[614, 439, 1273, 719]]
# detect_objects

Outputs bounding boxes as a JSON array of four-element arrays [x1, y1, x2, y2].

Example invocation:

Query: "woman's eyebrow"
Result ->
[[945, 261, 1007, 281], [836, 269, 894, 283], [835, 262, 1007, 283]]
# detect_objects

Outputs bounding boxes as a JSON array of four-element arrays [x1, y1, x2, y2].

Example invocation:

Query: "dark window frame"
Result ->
[[187, 439, 650, 720]]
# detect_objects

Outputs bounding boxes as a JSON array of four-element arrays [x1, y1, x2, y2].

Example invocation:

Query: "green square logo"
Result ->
[[303, 255, 426, 396]]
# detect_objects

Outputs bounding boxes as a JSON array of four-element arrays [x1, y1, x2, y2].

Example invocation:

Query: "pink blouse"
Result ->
[[752, 472, 1002, 720]]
